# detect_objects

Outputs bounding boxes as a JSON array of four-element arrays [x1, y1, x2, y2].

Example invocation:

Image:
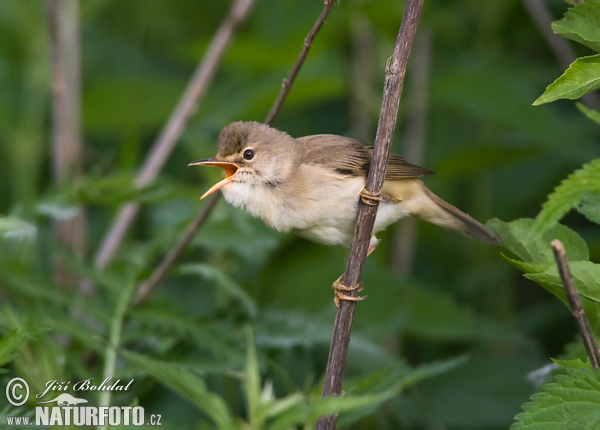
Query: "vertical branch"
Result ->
[[94, 0, 257, 269], [49, 0, 85, 284], [317, 1, 425, 428], [392, 29, 431, 275], [551, 240, 600, 368], [134, 0, 336, 304]]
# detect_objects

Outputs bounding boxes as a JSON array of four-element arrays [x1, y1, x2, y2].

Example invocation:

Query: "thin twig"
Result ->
[[317, 1, 425, 428], [49, 0, 85, 285], [264, 0, 336, 124], [134, 0, 336, 305], [551, 239, 600, 368], [94, 0, 257, 269], [134, 192, 220, 304]]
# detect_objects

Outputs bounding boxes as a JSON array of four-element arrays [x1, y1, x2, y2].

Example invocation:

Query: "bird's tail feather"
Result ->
[[410, 185, 500, 245]]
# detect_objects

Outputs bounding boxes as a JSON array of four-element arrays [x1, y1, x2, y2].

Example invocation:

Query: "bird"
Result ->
[[189, 121, 500, 303]]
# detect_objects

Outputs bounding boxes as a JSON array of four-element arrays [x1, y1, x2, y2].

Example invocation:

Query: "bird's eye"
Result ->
[[243, 149, 255, 160]]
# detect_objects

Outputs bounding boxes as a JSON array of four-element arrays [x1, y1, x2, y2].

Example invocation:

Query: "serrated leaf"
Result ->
[[533, 55, 600, 105], [578, 192, 600, 224], [552, 0, 600, 53], [487, 218, 589, 263], [501, 254, 553, 274], [121, 349, 234, 428], [512, 368, 600, 429], [524, 261, 600, 331], [552, 358, 592, 370], [530, 159, 600, 237], [576, 102, 600, 125]]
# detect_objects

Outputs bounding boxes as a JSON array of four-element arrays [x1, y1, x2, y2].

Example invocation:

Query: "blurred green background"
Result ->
[[0, 0, 598, 428]]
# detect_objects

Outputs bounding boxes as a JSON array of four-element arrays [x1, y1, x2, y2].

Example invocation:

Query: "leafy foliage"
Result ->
[[499, 2, 600, 427], [551, 0, 600, 52], [534, 0, 600, 105], [0, 0, 598, 428], [512, 368, 600, 429], [528, 159, 600, 238]]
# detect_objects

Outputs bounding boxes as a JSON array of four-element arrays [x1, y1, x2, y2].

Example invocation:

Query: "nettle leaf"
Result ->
[[552, 358, 592, 370], [512, 368, 600, 429], [524, 261, 600, 332], [552, 0, 600, 53], [576, 102, 600, 125], [578, 192, 600, 225], [533, 55, 600, 105], [487, 218, 589, 263], [488, 219, 600, 331], [530, 159, 600, 238]]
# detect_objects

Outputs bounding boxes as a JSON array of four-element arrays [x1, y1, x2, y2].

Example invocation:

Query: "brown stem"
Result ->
[[134, 192, 221, 305], [317, 1, 425, 428], [551, 240, 600, 368], [94, 0, 257, 269], [134, 0, 337, 305], [49, 0, 85, 285]]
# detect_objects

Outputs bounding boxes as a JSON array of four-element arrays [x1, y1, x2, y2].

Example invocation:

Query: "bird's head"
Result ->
[[189, 121, 300, 199]]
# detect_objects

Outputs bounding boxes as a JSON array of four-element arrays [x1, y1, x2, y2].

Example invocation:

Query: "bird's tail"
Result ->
[[398, 180, 500, 245]]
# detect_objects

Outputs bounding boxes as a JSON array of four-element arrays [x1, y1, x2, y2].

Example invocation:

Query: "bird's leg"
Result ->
[[332, 236, 378, 307]]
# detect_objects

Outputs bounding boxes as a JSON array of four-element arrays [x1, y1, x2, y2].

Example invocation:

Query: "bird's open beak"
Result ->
[[188, 158, 240, 199]]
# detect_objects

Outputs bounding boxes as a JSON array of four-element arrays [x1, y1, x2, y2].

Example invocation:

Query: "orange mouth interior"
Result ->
[[188, 160, 239, 199]]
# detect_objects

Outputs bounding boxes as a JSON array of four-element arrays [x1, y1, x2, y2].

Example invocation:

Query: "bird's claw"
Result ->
[[332, 279, 367, 308]]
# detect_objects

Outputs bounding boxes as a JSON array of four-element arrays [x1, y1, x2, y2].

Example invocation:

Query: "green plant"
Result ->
[[487, 2, 600, 427]]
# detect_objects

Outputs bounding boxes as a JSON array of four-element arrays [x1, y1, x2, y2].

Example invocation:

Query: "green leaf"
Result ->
[[0, 217, 36, 242], [512, 368, 600, 429], [121, 350, 234, 429], [552, 358, 593, 370], [552, 0, 600, 53], [0, 328, 46, 368], [179, 263, 258, 318], [524, 261, 600, 331], [533, 55, 600, 105], [243, 325, 263, 428], [487, 218, 589, 263], [530, 159, 600, 237], [338, 356, 469, 426], [576, 102, 600, 125], [578, 192, 600, 224]]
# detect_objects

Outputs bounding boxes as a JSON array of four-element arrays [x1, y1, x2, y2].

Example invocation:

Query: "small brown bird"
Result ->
[[189, 121, 500, 250]]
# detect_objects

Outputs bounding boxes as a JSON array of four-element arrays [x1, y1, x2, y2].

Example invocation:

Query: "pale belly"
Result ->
[[222, 169, 411, 247], [293, 198, 409, 247]]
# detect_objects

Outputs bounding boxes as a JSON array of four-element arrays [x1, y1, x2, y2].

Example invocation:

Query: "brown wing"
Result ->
[[297, 134, 434, 179]]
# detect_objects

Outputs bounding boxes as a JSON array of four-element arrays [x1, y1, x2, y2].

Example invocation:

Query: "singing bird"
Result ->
[[189, 122, 500, 301]]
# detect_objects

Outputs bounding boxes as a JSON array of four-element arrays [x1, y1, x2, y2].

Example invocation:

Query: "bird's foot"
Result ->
[[332, 274, 367, 308]]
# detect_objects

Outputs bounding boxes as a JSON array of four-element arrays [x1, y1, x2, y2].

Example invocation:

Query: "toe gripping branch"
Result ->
[[359, 188, 382, 206], [333, 281, 367, 308]]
